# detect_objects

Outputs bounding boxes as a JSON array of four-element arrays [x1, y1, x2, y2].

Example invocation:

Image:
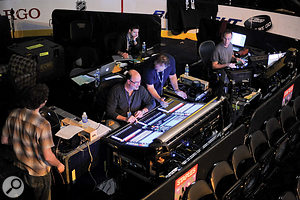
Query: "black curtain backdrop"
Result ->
[[52, 9, 161, 54]]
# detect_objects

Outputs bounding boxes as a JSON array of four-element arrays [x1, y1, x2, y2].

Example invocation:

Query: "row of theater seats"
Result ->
[[182, 96, 300, 200]]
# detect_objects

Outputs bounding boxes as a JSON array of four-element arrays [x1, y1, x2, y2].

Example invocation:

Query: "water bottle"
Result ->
[[94, 68, 100, 87], [82, 112, 88, 128], [142, 42, 146, 54], [185, 64, 189, 76]]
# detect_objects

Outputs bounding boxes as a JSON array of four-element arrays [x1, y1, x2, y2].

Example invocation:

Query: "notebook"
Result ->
[[88, 61, 116, 77], [231, 32, 247, 52]]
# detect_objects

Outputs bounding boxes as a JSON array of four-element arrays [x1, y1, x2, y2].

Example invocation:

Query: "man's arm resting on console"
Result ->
[[212, 61, 228, 69], [169, 74, 180, 91]]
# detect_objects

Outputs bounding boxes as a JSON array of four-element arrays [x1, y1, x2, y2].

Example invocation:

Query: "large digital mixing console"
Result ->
[[104, 96, 225, 180]]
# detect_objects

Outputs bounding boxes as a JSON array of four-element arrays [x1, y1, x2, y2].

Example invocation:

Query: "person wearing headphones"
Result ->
[[143, 53, 187, 107], [106, 69, 155, 124]]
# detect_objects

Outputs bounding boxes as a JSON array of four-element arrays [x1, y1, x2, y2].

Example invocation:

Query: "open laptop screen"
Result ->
[[88, 61, 115, 77], [231, 32, 247, 48]]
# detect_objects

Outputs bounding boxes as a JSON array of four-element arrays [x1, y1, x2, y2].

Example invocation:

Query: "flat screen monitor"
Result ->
[[231, 32, 247, 48]]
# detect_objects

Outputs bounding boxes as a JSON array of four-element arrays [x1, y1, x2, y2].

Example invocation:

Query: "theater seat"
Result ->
[[280, 105, 300, 153], [230, 144, 255, 180], [280, 105, 297, 133], [293, 96, 300, 120], [265, 117, 285, 147], [210, 161, 236, 200], [182, 180, 215, 200], [265, 117, 289, 163], [248, 130, 270, 163], [278, 191, 297, 200]]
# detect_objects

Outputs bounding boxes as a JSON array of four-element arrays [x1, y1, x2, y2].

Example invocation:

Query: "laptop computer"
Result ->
[[231, 32, 247, 52], [88, 61, 116, 77]]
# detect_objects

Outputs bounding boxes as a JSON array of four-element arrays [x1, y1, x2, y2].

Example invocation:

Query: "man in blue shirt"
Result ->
[[144, 53, 187, 107]]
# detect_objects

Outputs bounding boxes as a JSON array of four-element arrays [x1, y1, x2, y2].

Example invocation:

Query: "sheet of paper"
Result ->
[[71, 75, 95, 86], [88, 119, 111, 138], [55, 125, 83, 139], [104, 74, 123, 81]]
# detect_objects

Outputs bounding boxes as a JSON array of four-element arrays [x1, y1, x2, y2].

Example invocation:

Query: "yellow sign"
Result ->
[[26, 43, 43, 50], [40, 52, 49, 57], [72, 169, 76, 182]]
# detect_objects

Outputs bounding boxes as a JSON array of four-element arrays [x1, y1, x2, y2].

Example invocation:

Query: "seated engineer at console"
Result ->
[[106, 69, 155, 124], [212, 29, 245, 92], [116, 24, 141, 59], [144, 53, 187, 107]]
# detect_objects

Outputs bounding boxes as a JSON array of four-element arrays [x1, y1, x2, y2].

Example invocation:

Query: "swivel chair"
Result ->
[[293, 96, 300, 120], [67, 20, 99, 77], [230, 144, 255, 180], [103, 32, 119, 62], [182, 180, 215, 200], [210, 161, 236, 200], [190, 40, 215, 80], [94, 77, 124, 130]]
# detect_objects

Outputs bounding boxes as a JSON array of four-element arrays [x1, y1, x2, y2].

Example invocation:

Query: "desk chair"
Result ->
[[67, 20, 99, 76], [94, 78, 124, 130], [191, 40, 216, 80], [210, 161, 236, 200], [103, 32, 119, 61], [182, 180, 215, 200]]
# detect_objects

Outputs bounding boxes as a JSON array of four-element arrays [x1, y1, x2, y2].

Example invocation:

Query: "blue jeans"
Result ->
[[23, 172, 51, 200]]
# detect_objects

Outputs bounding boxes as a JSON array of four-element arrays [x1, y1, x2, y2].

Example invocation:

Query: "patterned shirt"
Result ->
[[2, 108, 54, 176]]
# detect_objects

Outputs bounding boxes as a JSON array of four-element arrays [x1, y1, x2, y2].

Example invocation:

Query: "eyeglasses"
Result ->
[[130, 79, 141, 84]]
